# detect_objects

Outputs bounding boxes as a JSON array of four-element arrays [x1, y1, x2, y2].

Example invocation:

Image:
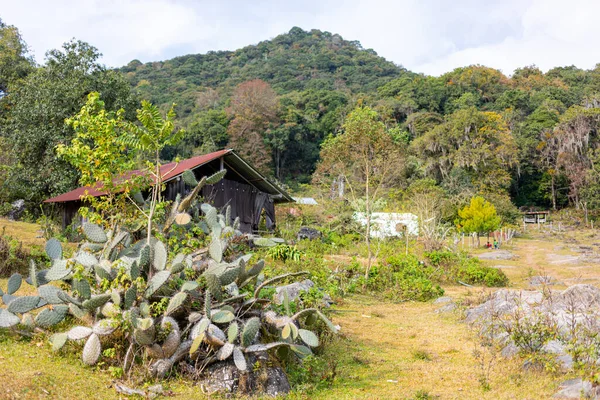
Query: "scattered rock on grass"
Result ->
[[552, 378, 593, 399], [477, 250, 514, 261]]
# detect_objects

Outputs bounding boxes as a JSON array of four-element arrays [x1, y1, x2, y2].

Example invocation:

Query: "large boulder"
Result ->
[[197, 360, 290, 396], [7, 199, 25, 221], [274, 279, 314, 304]]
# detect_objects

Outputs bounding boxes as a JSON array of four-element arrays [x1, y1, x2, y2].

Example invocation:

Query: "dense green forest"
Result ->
[[3, 20, 600, 218]]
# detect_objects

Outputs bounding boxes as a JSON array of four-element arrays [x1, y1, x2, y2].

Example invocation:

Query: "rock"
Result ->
[[553, 378, 593, 399], [435, 303, 456, 313], [434, 296, 453, 304], [7, 199, 25, 221], [530, 275, 557, 286], [197, 360, 290, 396], [501, 343, 518, 358], [274, 279, 314, 304], [297, 227, 321, 241], [477, 250, 514, 260]]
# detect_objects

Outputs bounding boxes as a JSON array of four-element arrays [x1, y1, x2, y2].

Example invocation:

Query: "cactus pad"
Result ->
[[123, 284, 137, 309], [206, 169, 226, 185], [0, 308, 20, 328], [35, 305, 68, 327], [166, 292, 187, 315], [242, 317, 260, 347], [72, 279, 91, 300], [83, 223, 108, 243], [211, 310, 235, 324], [76, 252, 98, 268], [182, 169, 198, 186], [82, 333, 102, 365], [46, 260, 71, 281], [174, 213, 192, 225], [233, 347, 247, 371], [93, 319, 117, 336], [153, 240, 167, 271], [82, 294, 111, 310], [7, 273, 22, 295], [67, 326, 93, 340], [7, 296, 42, 314], [209, 239, 223, 263], [45, 238, 62, 260], [298, 329, 319, 347], [50, 333, 68, 351], [145, 270, 171, 298], [217, 342, 234, 360], [227, 322, 239, 343]]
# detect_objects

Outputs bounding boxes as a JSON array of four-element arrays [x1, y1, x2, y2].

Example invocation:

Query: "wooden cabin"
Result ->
[[44, 149, 294, 233]]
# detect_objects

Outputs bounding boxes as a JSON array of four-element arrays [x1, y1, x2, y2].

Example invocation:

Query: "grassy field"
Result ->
[[0, 219, 595, 399]]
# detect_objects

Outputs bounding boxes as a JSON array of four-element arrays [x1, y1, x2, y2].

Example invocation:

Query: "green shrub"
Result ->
[[425, 250, 509, 287], [365, 255, 444, 302], [454, 258, 509, 287], [0, 234, 47, 277], [268, 244, 304, 262]]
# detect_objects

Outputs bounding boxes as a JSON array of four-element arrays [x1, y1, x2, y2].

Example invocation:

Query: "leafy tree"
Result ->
[[412, 107, 518, 193], [122, 100, 185, 244], [0, 18, 34, 96], [456, 196, 501, 246], [315, 106, 405, 277], [227, 79, 278, 174], [2, 40, 135, 209], [57, 92, 137, 229]]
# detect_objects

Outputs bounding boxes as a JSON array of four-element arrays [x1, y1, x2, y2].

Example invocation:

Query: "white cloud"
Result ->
[[1, 0, 600, 75], [415, 0, 600, 75]]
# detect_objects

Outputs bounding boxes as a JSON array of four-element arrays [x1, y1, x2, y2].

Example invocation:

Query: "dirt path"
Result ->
[[313, 295, 557, 399]]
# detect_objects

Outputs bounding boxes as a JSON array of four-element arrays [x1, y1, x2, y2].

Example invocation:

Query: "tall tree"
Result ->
[[412, 107, 518, 193], [226, 79, 278, 174], [2, 40, 135, 208], [0, 18, 34, 96], [315, 106, 405, 278]]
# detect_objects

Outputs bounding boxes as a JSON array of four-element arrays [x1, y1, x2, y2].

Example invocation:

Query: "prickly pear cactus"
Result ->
[[0, 171, 338, 385]]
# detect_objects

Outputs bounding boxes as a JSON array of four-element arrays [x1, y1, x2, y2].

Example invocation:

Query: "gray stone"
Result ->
[[297, 227, 321, 241], [436, 303, 456, 313], [477, 250, 514, 260], [553, 378, 592, 398], [530, 275, 556, 286], [7, 199, 25, 221], [274, 279, 315, 304], [197, 360, 290, 396], [501, 343, 519, 358], [434, 296, 453, 304]]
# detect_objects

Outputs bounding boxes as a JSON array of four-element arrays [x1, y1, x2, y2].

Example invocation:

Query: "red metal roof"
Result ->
[[44, 149, 232, 203]]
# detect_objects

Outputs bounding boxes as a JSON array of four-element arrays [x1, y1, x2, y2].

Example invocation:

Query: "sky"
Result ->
[[1, 0, 600, 76]]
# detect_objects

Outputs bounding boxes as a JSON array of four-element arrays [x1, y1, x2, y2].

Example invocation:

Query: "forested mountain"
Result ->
[[4, 21, 600, 217], [119, 27, 404, 121]]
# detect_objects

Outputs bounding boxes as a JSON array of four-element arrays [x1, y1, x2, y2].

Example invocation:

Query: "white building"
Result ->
[[354, 212, 419, 238]]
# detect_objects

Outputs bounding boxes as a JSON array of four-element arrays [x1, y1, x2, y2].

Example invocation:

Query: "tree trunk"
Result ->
[[364, 177, 372, 280], [551, 175, 557, 210]]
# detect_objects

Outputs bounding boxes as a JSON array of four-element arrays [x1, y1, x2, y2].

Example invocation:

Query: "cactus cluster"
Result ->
[[0, 171, 337, 380]]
